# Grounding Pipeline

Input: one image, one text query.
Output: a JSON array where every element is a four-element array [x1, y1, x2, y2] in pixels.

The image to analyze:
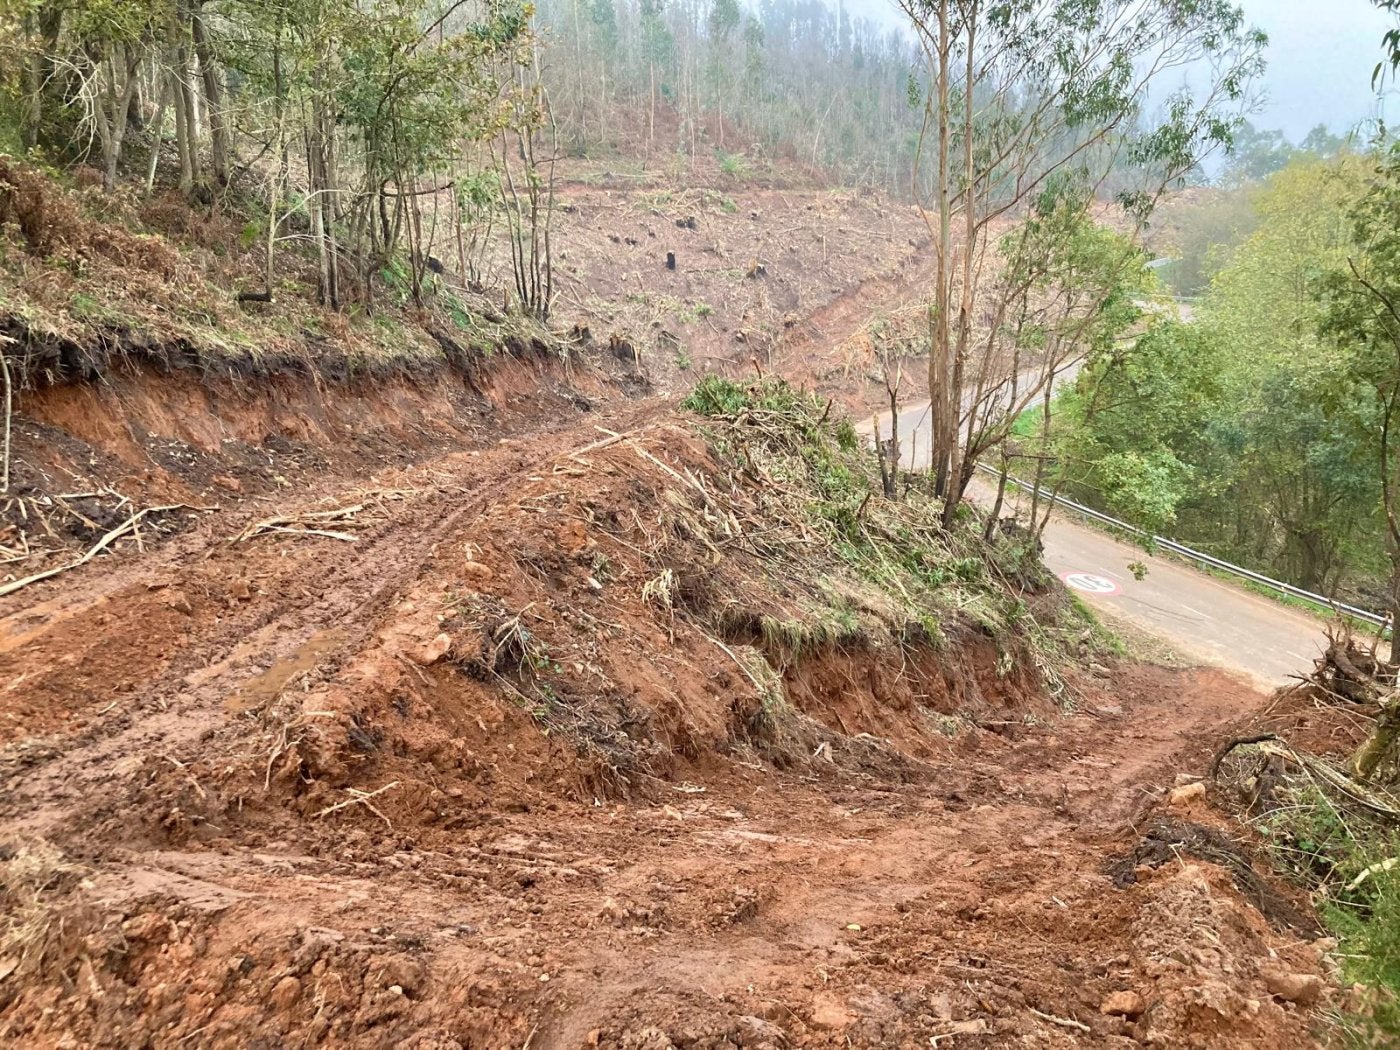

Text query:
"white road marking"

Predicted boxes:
[[1063, 573, 1121, 596]]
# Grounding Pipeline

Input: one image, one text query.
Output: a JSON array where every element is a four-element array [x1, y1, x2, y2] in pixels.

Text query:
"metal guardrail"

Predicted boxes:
[[978, 463, 1391, 631]]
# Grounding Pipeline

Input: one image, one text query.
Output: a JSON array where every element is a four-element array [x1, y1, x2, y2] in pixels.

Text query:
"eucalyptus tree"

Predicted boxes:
[[895, 0, 1266, 525]]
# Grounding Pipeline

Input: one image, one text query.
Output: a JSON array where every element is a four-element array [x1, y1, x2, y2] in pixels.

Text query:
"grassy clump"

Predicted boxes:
[[683, 374, 805, 417], [683, 375, 1068, 672], [715, 150, 752, 180], [1253, 781, 1400, 1040], [1324, 866, 1400, 1042]]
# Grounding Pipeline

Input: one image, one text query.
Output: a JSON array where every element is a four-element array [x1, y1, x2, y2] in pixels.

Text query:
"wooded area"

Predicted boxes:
[[0, 0, 550, 312], [1027, 145, 1400, 666], [532, 0, 928, 194]]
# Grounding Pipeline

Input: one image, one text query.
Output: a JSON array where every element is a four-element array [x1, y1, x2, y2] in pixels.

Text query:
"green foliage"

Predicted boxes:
[[833, 418, 858, 452], [1148, 184, 1261, 297], [1373, 0, 1400, 87], [0, 93, 22, 156], [1048, 155, 1386, 600], [685, 376, 1077, 671], [681, 374, 803, 416], [715, 149, 749, 179], [678, 300, 713, 323], [1221, 121, 1297, 186], [1010, 404, 1043, 439], [1315, 142, 1400, 637], [1095, 449, 1194, 532]]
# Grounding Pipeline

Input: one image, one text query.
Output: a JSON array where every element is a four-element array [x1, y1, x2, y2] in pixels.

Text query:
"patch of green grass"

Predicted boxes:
[[442, 290, 474, 331], [1322, 871, 1400, 1043], [754, 596, 865, 662], [715, 150, 751, 180], [677, 300, 714, 324], [700, 189, 740, 214], [834, 419, 859, 452], [682, 374, 787, 416], [1066, 592, 1125, 656], [69, 292, 100, 320]]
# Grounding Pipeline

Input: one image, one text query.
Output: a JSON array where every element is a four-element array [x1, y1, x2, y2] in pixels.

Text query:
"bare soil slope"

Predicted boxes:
[[529, 177, 935, 412], [0, 381, 1334, 1048], [0, 158, 1336, 1050]]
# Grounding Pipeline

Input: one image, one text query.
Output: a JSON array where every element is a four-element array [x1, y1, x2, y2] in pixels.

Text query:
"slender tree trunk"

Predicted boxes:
[[181, 67, 202, 190], [323, 100, 340, 309], [263, 135, 286, 303], [307, 130, 330, 307], [21, 12, 42, 150], [170, 61, 194, 194], [942, 1, 979, 526], [191, 2, 228, 187], [1028, 378, 1053, 536], [96, 44, 141, 192], [1389, 552, 1400, 668], [144, 79, 169, 195], [930, 0, 953, 504]]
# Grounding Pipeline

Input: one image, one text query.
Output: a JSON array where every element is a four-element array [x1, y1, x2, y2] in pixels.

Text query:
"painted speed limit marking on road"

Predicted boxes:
[[1062, 572, 1121, 596]]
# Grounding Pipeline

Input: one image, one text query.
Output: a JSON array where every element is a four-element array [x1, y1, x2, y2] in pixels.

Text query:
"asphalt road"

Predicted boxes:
[[867, 401, 1330, 689]]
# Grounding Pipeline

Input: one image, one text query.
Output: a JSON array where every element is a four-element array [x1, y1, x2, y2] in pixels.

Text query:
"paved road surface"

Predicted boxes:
[[991, 480, 1326, 689], [867, 402, 1329, 689]]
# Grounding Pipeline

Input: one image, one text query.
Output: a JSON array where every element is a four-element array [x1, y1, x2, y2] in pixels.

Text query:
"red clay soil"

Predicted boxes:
[[0, 375, 1336, 1047]]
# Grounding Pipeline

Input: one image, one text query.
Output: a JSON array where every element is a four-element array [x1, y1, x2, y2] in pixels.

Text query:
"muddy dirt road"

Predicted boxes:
[[0, 387, 1332, 1048]]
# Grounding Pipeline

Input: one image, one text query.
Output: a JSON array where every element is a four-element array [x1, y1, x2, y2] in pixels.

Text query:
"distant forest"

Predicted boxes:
[[533, 0, 928, 194]]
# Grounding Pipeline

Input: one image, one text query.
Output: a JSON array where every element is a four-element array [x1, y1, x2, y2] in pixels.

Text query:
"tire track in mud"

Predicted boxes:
[[0, 406, 656, 837]]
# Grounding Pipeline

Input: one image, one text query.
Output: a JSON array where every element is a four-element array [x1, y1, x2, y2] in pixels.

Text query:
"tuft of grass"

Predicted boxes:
[[1066, 592, 1126, 656], [682, 375, 754, 416], [755, 600, 864, 663], [1322, 864, 1400, 1042], [715, 150, 751, 180]]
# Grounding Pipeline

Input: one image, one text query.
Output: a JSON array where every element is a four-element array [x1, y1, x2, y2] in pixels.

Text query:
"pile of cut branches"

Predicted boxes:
[[0, 490, 198, 598], [234, 489, 410, 544], [677, 374, 1087, 688]]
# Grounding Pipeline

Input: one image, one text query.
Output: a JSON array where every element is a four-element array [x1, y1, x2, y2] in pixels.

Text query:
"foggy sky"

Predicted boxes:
[[842, 0, 1394, 143], [1238, 0, 1391, 141]]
